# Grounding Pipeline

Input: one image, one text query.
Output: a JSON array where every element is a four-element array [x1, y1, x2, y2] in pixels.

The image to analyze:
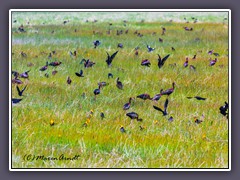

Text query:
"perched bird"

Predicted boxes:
[[187, 96, 206, 100], [161, 82, 176, 96], [75, 70, 84, 77], [137, 93, 152, 100], [157, 54, 170, 69], [192, 54, 197, 60], [123, 97, 132, 110], [108, 73, 113, 79], [209, 58, 218, 66], [189, 65, 196, 71], [208, 50, 214, 55], [39, 62, 48, 71], [183, 57, 189, 67], [93, 40, 101, 48], [219, 102, 229, 117], [116, 77, 123, 90], [49, 61, 62, 67], [106, 51, 118, 67], [20, 70, 30, 79], [82, 59, 95, 68], [153, 98, 169, 116], [213, 52, 220, 57], [12, 98, 22, 105], [141, 59, 151, 67], [100, 112, 105, 119], [16, 85, 27, 96], [120, 125, 126, 133], [67, 76, 72, 85], [146, 44, 155, 52], [126, 112, 142, 121]]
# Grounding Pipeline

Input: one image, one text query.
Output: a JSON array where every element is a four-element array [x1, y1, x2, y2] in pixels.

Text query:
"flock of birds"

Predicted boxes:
[[12, 16, 229, 133]]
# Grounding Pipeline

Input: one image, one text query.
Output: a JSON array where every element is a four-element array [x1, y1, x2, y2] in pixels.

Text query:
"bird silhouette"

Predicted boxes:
[[39, 62, 48, 71], [137, 94, 151, 100], [123, 97, 132, 110], [20, 70, 30, 78], [219, 102, 228, 118], [153, 98, 169, 116], [146, 44, 155, 52], [12, 98, 22, 105], [141, 59, 151, 67], [161, 82, 176, 96], [108, 73, 113, 79], [67, 76, 72, 85], [126, 112, 142, 121], [187, 96, 206, 100], [157, 54, 170, 68], [116, 77, 123, 90], [184, 57, 189, 67], [120, 126, 126, 133], [93, 40, 101, 48], [75, 70, 84, 77], [16, 85, 27, 96], [106, 51, 118, 67]]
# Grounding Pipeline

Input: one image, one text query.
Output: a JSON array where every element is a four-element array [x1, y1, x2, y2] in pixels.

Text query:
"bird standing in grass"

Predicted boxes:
[[126, 112, 142, 121], [161, 82, 176, 96], [210, 58, 218, 66], [123, 97, 132, 110], [194, 117, 203, 124], [12, 98, 22, 105], [141, 59, 151, 67], [94, 84, 102, 100], [189, 65, 196, 71], [67, 76, 72, 85], [116, 77, 123, 90], [49, 61, 62, 67], [100, 112, 105, 119], [151, 92, 162, 102], [137, 93, 151, 100], [183, 57, 189, 67], [146, 44, 155, 52], [20, 70, 30, 79], [93, 40, 101, 48], [39, 62, 48, 71], [108, 73, 113, 79], [219, 102, 228, 118], [120, 125, 126, 133]]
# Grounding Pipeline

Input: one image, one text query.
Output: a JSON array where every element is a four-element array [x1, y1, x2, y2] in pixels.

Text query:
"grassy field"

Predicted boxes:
[[11, 12, 229, 169]]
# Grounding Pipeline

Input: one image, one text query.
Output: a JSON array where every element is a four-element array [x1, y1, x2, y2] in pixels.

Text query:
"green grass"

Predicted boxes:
[[11, 12, 229, 169]]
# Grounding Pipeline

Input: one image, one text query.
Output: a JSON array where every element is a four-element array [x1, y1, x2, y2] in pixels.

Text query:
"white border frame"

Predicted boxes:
[[9, 9, 231, 171]]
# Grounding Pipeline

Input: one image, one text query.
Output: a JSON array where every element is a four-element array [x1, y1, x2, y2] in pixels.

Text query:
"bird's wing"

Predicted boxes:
[[153, 105, 164, 114], [80, 70, 83, 76], [110, 51, 118, 60], [187, 97, 193, 99], [22, 85, 27, 92], [16, 86, 21, 95], [164, 98, 169, 111], [161, 54, 170, 64], [75, 72, 80, 77]]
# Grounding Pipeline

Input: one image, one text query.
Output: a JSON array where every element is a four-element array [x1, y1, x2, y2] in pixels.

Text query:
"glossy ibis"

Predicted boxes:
[[75, 70, 84, 77], [184, 57, 189, 67], [16, 85, 27, 96], [67, 76, 72, 85], [12, 98, 22, 105], [117, 43, 123, 48], [189, 65, 196, 71], [168, 116, 173, 122], [208, 50, 214, 55], [192, 54, 197, 60], [141, 59, 151, 67], [126, 112, 142, 122], [49, 61, 62, 67], [20, 70, 30, 78], [100, 112, 105, 119], [161, 82, 176, 96], [93, 84, 102, 100], [21, 51, 27, 57], [162, 27, 166, 35], [210, 58, 218, 66], [151, 92, 162, 102], [116, 77, 123, 90], [106, 51, 118, 67], [137, 93, 151, 100], [98, 82, 108, 87], [12, 77, 23, 84], [153, 98, 169, 116], [39, 62, 48, 71], [12, 71, 19, 78], [123, 97, 132, 110], [213, 52, 220, 57], [194, 117, 203, 124], [187, 96, 206, 100], [157, 54, 170, 68]]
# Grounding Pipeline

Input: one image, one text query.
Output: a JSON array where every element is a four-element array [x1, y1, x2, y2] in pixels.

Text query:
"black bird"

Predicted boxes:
[[106, 51, 118, 67], [93, 84, 102, 100], [12, 77, 23, 84], [20, 70, 30, 79], [67, 76, 72, 85], [12, 71, 19, 78], [171, 47, 175, 51], [151, 92, 162, 102], [153, 98, 169, 116], [39, 62, 48, 71], [189, 65, 196, 71], [108, 73, 113, 79], [194, 117, 203, 124], [168, 116, 173, 122], [126, 112, 142, 121], [213, 53, 220, 57], [146, 45, 155, 52], [16, 85, 27, 96], [12, 98, 22, 105], [219, 102, 229, 117], [141, 59, 151, 67], [93, 40, 101, 48], [120, 126, 126, 133], [137, 94, 151, 100], [116, 77, 123, 90], [117, 43, 123, 48], [123, 97, 132, 110], [187, 96, 206, 100], [157, 54, 170, 68], [98, 82, 109, 87], [75, 70, 84, 77], [81, 59, 95, 68], [21, 51, 27, 58], [100, 112, 105, 119]]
